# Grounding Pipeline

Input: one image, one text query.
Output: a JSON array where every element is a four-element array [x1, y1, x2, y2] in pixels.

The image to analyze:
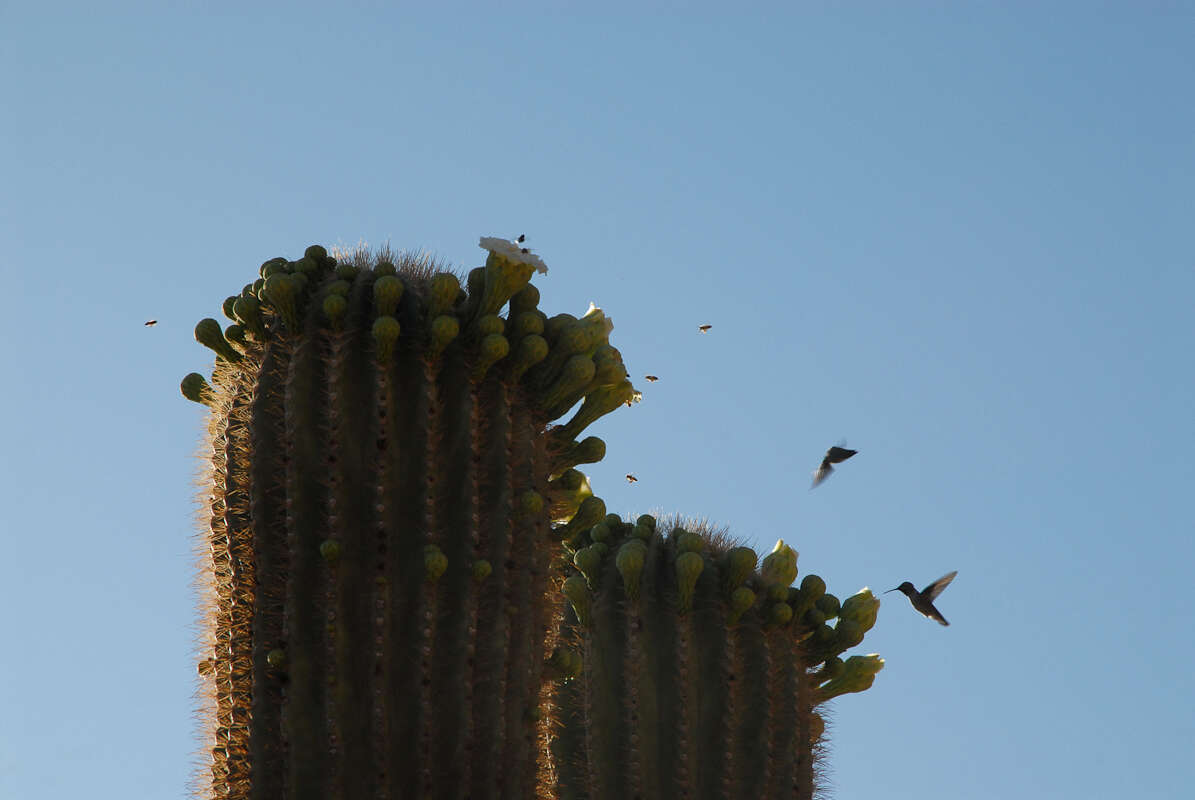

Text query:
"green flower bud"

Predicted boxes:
[[429, 315, 460, 358], [319, 539, 341, 563], [558, 495, 606, 540], [325, 279, 351, 297], [832, 619, 865, 653], [222, 296, 239, 321], [589, 522, 611, 543], [675, 551, 705, 614], [815, 654, 884, 703], [335, 262, 359, 281], [839, 588, 881, 633], [768, 602, 794, 626], [322, 294, 347, 326], [266, 649, 286, 669], [259, 257, 287, 278], [508, 310, 545, 339], [374, 261, 397, 277], [508, 284, 540, 316], [472, 560, 492, 581], [372, 275, 404, 316], [728, 586, 756, 624], [181, 373, 214, 406], [616, 539, 647, 600], [636, 514, 656, 531], [471, 334, 509, 381], [428, 273, 461, 318], [551, 436, 606, 477], [304, 244, 328, 264], [563, 575, 592, 628], [721, 547, 758, 590], [232, 295, 263, 335], [291, 256, 319, 275], [508, 334, 548, 382], [555, 379, 638, 441], [675, 531, 704, 554], [760, 539, 798, 588], [516, 490, 544, 518], [224, 324, 247, 348], [574, 545, 604, 588], [815, 593, 840, 620], [195, 318, 241, 362], [373, 316, 401, 363], [541, 355, 597, 417], [424, 545, 447, 582]]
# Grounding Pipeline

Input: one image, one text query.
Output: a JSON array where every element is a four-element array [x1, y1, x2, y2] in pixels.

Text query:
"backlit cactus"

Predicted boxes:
[[551, 515, 883, 800], [187, 239, 635, 800]]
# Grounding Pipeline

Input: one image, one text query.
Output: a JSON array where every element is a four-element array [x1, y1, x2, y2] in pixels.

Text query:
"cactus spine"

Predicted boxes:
[[551, 516, 883, 800], [188, 240, 634, 799]]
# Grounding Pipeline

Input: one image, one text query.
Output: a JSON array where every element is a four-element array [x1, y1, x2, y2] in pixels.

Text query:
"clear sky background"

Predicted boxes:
[[2, 3, 1192, 798]]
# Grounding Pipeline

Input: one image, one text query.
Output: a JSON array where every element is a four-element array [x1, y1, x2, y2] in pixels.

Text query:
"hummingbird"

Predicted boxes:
[[811, 445, 857, 488], [885, 571, 957, 626]]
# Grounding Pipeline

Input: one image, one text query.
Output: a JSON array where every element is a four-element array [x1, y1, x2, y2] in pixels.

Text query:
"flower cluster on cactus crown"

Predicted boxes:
[[480, 236, 548, 274]]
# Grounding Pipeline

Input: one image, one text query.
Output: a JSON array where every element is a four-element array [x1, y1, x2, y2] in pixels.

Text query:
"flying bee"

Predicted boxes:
[[145, 320, 157, 326], [516, 234, 525, 243], [625, 474, 638, 483], [644, 375, 659, 382], [698, 324, 712, 333]]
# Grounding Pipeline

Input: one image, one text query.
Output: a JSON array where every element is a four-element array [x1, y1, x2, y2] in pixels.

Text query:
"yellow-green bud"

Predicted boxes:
[[839, 588, 881, 632], [517, 490, 544, 517], [675, 551, 705, 614], [509, 334, 548, 381], [768, 602, 794, 626], [373, 275, 404, 316], [563, 575, 592, 628], [616, 539, 647, 600], [815, 654, 884, 703], [675, 531, 704, 554], [728, 586, 756, 624], [374, 261, 397, 276], [721, 547, 758, 590], [429, 315, 459, 358], [760, 539, 798, 588], [181, 373, 214, 406], [472, 560, 492, 581], [471, 333, 509, 381], [815, 593, 840, 620], [574, 545, 603, 588], [323, 294, 347, 326], [319, 539, 341, 563], [195, 318, 241, 362], [373, 316, 401, 363], [428, 273, 461, 318], [559, 495, 606, 540], [424, 545, 447, 582], [509, 284, 540, 316], [266, 649, 286, 669]]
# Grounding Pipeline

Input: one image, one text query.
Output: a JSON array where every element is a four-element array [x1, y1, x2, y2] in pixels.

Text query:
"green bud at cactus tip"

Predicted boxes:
[[195, 318, 242, 362], [589, 540, 609, 558], [563, 575, 592, 628], [631, 521, 653, 540], [541, 355, 597, 417], [323, 294, 348, 326], [372, 275, 404, 317], [374, 261, 397, 277], [477, 252, 539, 320], [721, 547, 758, 590], [760, 539, 798, 588], [472, 560, 492, 581], [574, 545, 604, 588], [291, 256, 319, 276], [815, 593, 840, 620], [768, 602, 794, 626], [428, 273, 461, 319], [509, 283, 540, 316], [675, 551, 705, 613], [816, 654, 884, 703], [181, 372, 214, 406], [373, 316, 401, 362], [473, 314, 505, 338], [429, 315, 460, 359], [232, 295, 264, 336], [766, 584, 789, 603], [335, 262, 359, 281], [727, 586, 756, 624], [616, 539, 647, 600], [555, 378, 638, 441], [263, 274, 301, 329], [517, 490, 544, 518], [304, 244, 328, 263], [424, 545, 448, 582], [839, 588, 881, 633], [558, 495, 606, 539], [552, 436, 606, 478], [832, 619, 865, 653], [508, 334, 548, 381], [603, 513, 623, 528], [471, 334, 510, 381], [259, 257, 287, 278], [325, 279, 351, 297], [803, 608, 827, 629], [817, 657, 845, 684], [636, 514, 656, 531], [675, 531, 704, 555], [589, 522, 611, 543], [222, 296, 238, 321], [224, 324, 247, 348], [319, 539, 341, 563], [266, 649, 286, 669], [509, 310, 545, 339]]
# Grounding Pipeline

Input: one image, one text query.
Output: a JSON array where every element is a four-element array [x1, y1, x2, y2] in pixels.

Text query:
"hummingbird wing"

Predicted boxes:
[[922, 571, 957, 601], [811, 460, 833, 488], [825, 446, 857, 464]]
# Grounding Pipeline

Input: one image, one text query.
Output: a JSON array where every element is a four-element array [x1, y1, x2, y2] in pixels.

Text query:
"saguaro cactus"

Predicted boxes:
[[551, 515, 883, 800], [185, 239, 636, 799]]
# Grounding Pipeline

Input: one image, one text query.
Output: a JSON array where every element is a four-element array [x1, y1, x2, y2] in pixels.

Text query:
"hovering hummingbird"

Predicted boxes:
[[811, 445, 857, 488], [516, 234, 525, 243], [698, 324, 712, 333], [885, 571, 957, 626]]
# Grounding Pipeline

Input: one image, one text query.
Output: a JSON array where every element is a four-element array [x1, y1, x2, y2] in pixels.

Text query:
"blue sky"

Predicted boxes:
[[2, 3, 1192, 798]]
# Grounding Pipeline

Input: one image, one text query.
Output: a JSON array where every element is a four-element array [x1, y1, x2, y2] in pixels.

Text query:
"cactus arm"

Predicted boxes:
[[468, 378, 513, 799], [328, 278, 380, 799], [691, 560, 732, 800], [381, 319, 433, 800], [550, 607, 590, 800], [730, 613, 769, 799], [764, 629, 800, 798], [283, 310, 331, 800], [427, 344, 477, 797], [248, 341, 289, 800]]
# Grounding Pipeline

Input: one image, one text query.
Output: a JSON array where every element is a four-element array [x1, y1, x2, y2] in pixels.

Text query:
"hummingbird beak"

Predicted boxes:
[[883, 587, 899, 594]]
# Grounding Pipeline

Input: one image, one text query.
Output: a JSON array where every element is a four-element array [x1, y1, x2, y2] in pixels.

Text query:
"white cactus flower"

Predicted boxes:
[[479, 236, 548, 274]]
